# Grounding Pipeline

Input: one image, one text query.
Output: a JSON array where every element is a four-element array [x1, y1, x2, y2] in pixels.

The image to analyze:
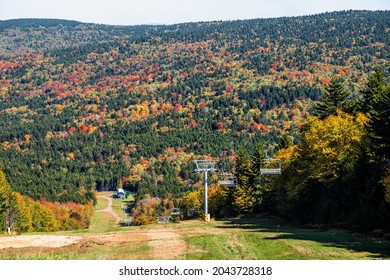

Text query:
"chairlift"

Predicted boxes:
[[218, 173, 237, 187], [123, 220, 132, 226], [157, 216, 170, 224], [187, 208, 197, 217], [171, 208, 181, 216], [260, 158, 281, 175], [260, 146, 282, 175]]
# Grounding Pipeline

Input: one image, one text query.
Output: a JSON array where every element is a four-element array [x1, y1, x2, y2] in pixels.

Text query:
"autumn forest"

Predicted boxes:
[[0, 10, 389, 233]]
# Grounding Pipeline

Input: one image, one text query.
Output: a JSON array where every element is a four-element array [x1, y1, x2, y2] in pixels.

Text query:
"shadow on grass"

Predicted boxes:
[[218, 216, 390, 259]]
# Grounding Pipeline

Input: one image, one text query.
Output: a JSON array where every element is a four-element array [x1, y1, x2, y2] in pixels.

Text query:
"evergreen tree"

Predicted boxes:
[[313, 80, 353, 118], [360, 68, 387, 114], [233, 148, 254, 213], [369, 94, 390, 159], [361, 69, 390, 159], [233, 144, 266, 213], [277, 134, 292, 151]]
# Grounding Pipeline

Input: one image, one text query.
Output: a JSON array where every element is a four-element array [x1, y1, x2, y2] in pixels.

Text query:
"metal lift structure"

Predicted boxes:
[[194, 159, 218, 222]]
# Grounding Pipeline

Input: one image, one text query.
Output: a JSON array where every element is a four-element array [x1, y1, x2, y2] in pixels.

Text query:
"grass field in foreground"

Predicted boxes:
[[1, 216, 389, 260], [184, 217, 390, 260]]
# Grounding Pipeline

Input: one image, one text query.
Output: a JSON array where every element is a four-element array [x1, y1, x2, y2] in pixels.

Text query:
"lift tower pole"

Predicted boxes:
[[194, 159, 218, 222]]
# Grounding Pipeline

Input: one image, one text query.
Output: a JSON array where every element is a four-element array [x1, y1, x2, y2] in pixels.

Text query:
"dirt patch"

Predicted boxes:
[[0, 235, 81, 249], [147, 229, 187, 259], [0, 223, 242, 252]]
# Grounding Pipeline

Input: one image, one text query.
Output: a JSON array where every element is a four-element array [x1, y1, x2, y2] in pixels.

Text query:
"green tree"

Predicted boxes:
[[233, 143, 266, 213], [313, 80, 353, 118], [233, 148, 254, 213], [277, 134, 292, 151], [361, 69, 390, 158], [360, 68, 388, 114], [359, 69, 390, 228]]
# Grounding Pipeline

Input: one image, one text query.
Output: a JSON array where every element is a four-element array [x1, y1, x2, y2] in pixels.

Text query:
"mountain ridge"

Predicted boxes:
[[1, 9, 388, 26], [1, 10, 389, 56]]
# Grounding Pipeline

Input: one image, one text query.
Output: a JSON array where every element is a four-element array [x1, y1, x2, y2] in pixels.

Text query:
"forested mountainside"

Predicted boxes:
[[0, 11, 389, 210]]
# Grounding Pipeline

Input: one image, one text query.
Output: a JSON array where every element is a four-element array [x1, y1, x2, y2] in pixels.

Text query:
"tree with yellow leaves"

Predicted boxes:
[[273, 111, 368, 224], [14, 192, 33, 232], [182, 190, 202, 216], [208, 184, 230, 218], [0, 170, 19, 234], [298, 111, 367, 183]]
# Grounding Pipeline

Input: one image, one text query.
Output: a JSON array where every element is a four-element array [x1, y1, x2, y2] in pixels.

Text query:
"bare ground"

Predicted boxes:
[[0, 224, 236, 259], [147, 229, 187, 259], [0, 194, 235, 259], [0, 192, 231, 260], [0, 235, 82, 249]]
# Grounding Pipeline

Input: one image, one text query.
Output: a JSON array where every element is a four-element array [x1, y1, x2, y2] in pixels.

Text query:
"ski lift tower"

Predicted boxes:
[[194, 159, 218, 222]]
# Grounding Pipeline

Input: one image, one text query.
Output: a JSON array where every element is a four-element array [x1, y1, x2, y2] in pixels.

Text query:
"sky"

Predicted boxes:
[[0, 0, 389, 26]]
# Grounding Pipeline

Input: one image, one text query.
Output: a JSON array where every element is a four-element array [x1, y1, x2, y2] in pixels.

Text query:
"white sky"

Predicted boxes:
[[0, 0, 389, 25]]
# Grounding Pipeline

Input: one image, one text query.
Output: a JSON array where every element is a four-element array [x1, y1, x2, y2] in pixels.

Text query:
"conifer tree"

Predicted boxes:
[[277, 134, 292, 151], [233, 148, 254, 213], [313, 80, 353, 118], [233, 144, 266, 213], [362, 69, 390, 159], [360, 68, 387, 114]]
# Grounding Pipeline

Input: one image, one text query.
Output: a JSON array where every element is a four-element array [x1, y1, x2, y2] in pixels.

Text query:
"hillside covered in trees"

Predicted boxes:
[[0, 10, 389, 232]]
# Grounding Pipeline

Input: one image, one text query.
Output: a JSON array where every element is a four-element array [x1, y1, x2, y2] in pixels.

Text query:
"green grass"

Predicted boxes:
[[88, 195, 120, 232], [183, 217, 390, 260], [88, 192, 132, 232], [89, 211, 119, 231], [94, 196, 109, 211], [111, 198, 130, 220]]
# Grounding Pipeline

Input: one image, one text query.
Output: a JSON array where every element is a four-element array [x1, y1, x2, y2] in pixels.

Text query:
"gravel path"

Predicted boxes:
[[96, 195, 123, 223]]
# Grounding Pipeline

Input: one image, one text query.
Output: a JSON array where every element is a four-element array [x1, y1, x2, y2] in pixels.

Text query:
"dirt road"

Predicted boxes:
[[96, 195, 123, 223]]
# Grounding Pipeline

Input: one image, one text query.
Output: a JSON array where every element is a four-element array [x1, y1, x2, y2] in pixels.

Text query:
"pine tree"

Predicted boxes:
[[313, 80, 353, 118], [233, 144, 266, 213], [233, 148, 254, 213], [363, 69, 390, 159], [360, 68, 387, 114], [277, 134, 292, 151]]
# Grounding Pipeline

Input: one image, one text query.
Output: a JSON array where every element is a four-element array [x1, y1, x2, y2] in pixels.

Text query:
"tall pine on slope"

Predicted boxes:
[[233, 143, 267, 213], [361, 69, 390, 210], [360, 68, 390, 158], [313, 80, 354, 119], [360, 68, 388, 114]]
